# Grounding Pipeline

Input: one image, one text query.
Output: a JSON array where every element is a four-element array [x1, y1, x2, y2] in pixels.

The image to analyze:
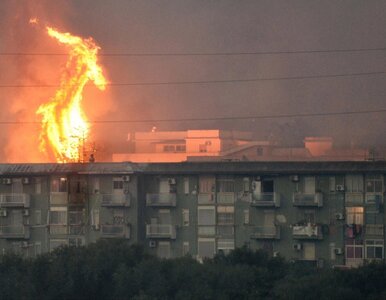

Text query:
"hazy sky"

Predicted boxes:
[[1, 0, 386, 161]]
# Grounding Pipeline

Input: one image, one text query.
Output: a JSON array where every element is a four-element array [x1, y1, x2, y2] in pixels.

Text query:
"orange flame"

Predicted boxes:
[[36, 27, 107, 162]]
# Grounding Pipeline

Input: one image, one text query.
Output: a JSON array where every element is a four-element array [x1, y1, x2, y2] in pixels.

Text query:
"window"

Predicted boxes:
[[365, 240, 384, 259], [35, 177, 42, 194], [244, 209, 250, 224], [346, 239, 363, 259], [113, 179, 124, 190], [68, 210, 83, 225], [163, 145, 175, 152], [176, 145, 186, 152], [217, 179, 235, 193], [345, 175, 364, 193], [49, 208, 67, 225], [346, 207, 364, 225], [366, 175, 383, 193], [157, 241, 171, 258], [199, 176, 215, 193], [184, 177, 189, 194], [182, 209, 189, 226], [303, 242, 316, 260], [261, 180, 274, 193], [51, 177, 67, 193], [198, 207, 215, 225], [217, 206, 234, 225], [182, 242, 190, 256], [35, 210, 41, 225], [198, 238, 215, 258], [217, 239, 235, 255], [91, 209, 100, 228]]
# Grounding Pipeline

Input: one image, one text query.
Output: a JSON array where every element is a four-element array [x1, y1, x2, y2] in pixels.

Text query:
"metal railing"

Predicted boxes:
[[0, 225, 30, 239], [146, 193, 176, 207], [101, 224, 130, 238], [251, 193, 280, 207], [0, 194, 30, 208], [293, 193, 323, 207], [101, 194, 130, 207], [146, 224, 176, 239], [251, 226, 280, 239], [292, 224, 323, 239], [216, 192, 235, 204]]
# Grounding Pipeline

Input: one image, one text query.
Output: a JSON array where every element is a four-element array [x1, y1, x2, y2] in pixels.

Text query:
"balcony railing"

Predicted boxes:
[[50, 192, 68, 205], [146, 193, 176, 207], [365, 224, 384, 236], [146, 224, 176, 239], [198, 193, 215, 204], [101, 194, 131, 207], [216, 192, 235, 204], [49, 225, 68, 235], [251, 226, 280, 239], [0, 194, 30, 208], [0, 225, 30, 239], [251, 193, 280, 207], [345, 192, 364, 206], [101, 224, 130, 239], [68, 193, 86, 205], [292, 224, 323, 239], [293, 192, 323, 207]]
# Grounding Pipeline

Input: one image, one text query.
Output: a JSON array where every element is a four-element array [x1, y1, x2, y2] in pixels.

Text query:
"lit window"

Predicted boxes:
[[51, 177, 67, 192], [346, 207, 364, 225]]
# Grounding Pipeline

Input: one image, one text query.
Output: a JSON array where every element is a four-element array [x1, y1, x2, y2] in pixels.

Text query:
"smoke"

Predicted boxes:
[[2, 0, 386, 163]]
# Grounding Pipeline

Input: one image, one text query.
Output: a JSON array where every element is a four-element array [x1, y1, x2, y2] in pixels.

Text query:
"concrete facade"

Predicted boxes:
[[0, 161, 384, 268]]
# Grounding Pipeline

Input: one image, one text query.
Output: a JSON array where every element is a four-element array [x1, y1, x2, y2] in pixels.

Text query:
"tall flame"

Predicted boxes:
[[36, 27, 107, 162]]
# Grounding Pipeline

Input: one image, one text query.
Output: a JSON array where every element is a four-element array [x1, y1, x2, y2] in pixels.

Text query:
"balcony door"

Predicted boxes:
[[304, 177, 315, 194], [12, 178, 23, 194]]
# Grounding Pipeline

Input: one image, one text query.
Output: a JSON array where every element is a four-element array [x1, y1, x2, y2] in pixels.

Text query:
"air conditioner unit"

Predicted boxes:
[[122, 176, 130, 182], [168, 178, 176, 185], [0, 209, 7, 217], [291, 175, 299, 182], [293, 243, 302, 251], [21, 241, 29, 248], [3, 178, 11, 185], [22, 178, 30, 185], [334, 248, 343, 255], [23, 209, 29, 217], [336, 185, 345, 192], [254, 176, 261, 181], [273, 251, 280, 257], [149, 240, 157, 248], [335, 213, 345, 220]]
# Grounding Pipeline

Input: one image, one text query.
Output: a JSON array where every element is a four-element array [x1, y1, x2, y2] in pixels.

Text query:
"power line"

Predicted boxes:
[[1, 47, 386, 57], [1, 108, 386, 125], [1, 70, 385, 88]]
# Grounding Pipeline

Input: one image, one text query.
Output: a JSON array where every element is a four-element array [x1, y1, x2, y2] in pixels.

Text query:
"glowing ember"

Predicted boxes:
[[36, 27, 107, 162]]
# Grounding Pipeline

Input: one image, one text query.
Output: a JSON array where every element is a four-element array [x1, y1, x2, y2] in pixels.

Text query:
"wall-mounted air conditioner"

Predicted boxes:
[[336, 185, 345, 192], [293, 243, 302, 251], [335, 213, 345, 220], [22, 178, 30, 185], [334, 248, 343, 255], [149, 240, 157, 248], [168, 178, 176, 185], [122, 176, 130, 182], [291, 175, 299, 182]]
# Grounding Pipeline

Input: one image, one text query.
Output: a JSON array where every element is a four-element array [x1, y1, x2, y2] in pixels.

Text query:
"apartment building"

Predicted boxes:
[[0, 161, 384, 268]]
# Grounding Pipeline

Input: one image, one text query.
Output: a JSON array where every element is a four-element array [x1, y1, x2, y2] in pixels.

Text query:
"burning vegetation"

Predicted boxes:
[[36, 26, 107, 162]]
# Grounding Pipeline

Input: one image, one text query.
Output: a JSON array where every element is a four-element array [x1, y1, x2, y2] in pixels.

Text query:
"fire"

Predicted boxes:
[[36, 27, 107, 162]]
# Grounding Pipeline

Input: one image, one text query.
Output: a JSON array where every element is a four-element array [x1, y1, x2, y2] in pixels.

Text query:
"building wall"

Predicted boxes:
[[0, 162, 383, 268]]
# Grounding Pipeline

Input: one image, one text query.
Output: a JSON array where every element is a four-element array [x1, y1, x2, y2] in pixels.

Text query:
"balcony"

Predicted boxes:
[[50, 192, 68, 205], [101, 194, 130, 207], [146, 193, 176, 207], [292, 224, 323, 239], [146, 224, 176, 239], [365, 224, 384, 236], [216, 192, 235, 204], [101, 224, 130, 239], [293, 192, 323, 207], [251, 226, 280, 239], [251, 193, 280, 207], [345, 192, 364, 206], [0, 225, 30, 239], [198, 193, 215, 204], [0, 194, 30, 208], [68, 193, 86, 205], [49, 225, 68, 235]]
